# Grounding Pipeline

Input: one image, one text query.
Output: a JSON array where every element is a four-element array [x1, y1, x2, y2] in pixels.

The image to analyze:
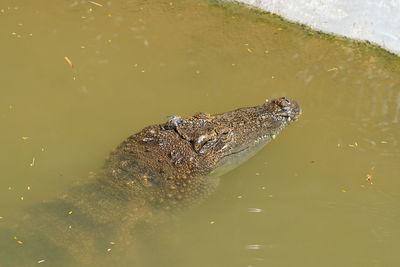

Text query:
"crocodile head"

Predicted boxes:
[[105, 97, 300, 207], [212, 97, 301, 175], [165, 97, 301, 176]]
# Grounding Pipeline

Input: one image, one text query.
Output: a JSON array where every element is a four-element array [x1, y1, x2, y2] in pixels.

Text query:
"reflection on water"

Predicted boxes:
[[1, 0, 399, 266]]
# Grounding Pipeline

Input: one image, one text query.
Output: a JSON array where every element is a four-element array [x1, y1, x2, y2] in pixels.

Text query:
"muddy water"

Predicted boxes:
[[1, 0, 399, 266]]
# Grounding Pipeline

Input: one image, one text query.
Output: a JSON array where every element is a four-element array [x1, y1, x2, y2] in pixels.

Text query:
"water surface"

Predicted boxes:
[[1, 0, 399, 266]]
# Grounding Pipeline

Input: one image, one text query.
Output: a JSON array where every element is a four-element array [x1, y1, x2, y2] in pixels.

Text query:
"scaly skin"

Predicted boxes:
[[1, 97, 301, 266]]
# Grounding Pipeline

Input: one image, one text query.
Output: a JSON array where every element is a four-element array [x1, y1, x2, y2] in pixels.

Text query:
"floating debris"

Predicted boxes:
[[366, 174, 374, 184], [64, 56, 74, 68], [29, 157, 35, 167], [88, 1, 103, 7], [327, 67, 338, 72], [246, 244, 261, 250], [248, 208, 263, 213], [341, 189, 347, 193], [237, 195, 243, 199], [210, 221, 215, 225], [247, 48, 253, 53], [13, 236, 23, 245], [21, 136, 30, 140], [380, 141, 388, 144], [348, 142, 358, 148]]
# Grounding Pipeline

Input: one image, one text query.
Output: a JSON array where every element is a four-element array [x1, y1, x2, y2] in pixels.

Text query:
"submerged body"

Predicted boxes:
[[1, 98, 300, 266]]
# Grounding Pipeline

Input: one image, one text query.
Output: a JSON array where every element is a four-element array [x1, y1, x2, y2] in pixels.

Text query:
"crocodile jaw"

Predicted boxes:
[[206, 97, 301, 177]]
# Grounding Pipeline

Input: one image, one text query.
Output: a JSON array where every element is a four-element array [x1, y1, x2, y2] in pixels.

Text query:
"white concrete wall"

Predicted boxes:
[[232, 0, 400, 56]]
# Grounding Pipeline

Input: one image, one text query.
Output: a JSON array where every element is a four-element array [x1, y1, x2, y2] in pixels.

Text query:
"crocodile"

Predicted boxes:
[[1, 97, 300, 266]]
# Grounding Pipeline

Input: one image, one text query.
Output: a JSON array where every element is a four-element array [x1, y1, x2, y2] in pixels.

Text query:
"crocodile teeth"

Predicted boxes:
[[221, 144, 229, 150]]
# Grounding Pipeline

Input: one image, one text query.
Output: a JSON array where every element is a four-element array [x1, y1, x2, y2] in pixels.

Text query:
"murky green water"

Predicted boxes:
[[1, 0, 400, 266]]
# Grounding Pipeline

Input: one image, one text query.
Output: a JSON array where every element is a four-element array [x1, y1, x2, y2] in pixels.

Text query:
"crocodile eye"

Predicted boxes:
[[280, 98, 290, 106], [170, 116, 182, 127], [196, 135, 207, 144], [193, 134, 211, 152]]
